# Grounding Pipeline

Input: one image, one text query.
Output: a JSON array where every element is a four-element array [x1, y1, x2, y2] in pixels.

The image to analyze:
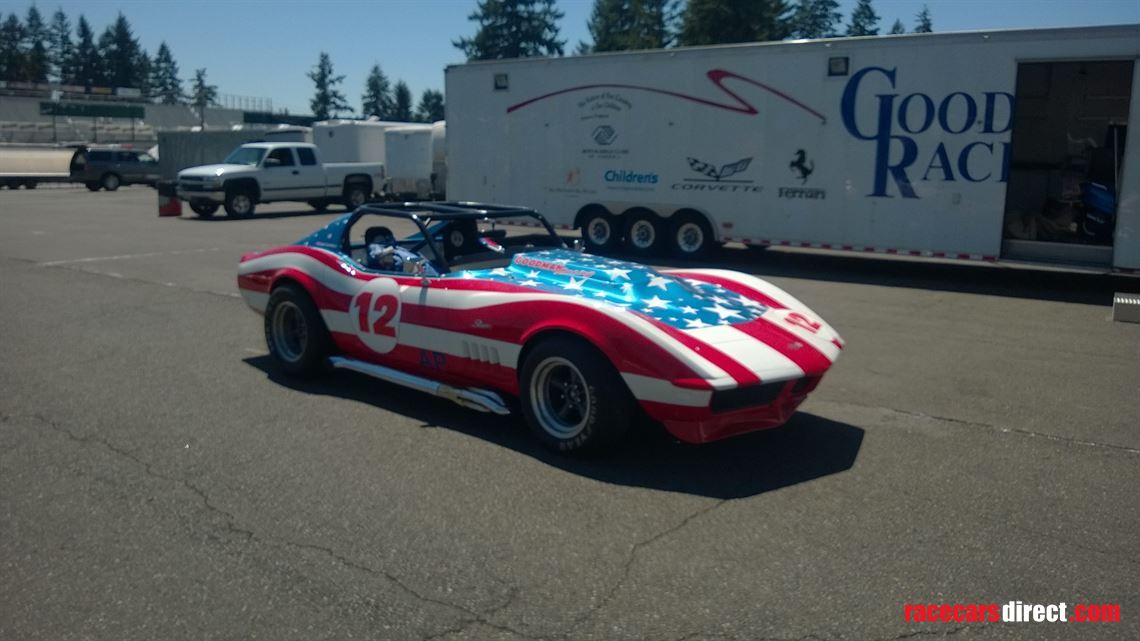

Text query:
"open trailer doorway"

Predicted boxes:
[[1002, 60, 1133, 267]]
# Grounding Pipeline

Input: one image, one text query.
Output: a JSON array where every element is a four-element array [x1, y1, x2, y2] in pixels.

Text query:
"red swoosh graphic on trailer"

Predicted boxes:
[[506, 69, 827, 123]]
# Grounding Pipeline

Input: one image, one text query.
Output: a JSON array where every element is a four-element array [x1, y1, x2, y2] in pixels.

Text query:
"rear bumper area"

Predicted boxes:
[[640, 377, 821, 444]]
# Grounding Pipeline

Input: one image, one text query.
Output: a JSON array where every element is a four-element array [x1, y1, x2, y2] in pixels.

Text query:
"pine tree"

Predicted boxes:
[[585, 0, 675, 52], [789, 0, 841, 39], [454, 0, 566, 61], [190, 68, 217, 107], [136, 49, 152, 98], [151, 42, 183, 104], [414, 89, 445, 123], [49, 9, 73, 84], [23, 6, 49, 82], [393, 81, 413, 121], [889, 18, 905, 34], [71, 15, 100, 87], [0, 13, 25, 82], [307, 52, 351, 120], [846, 0, 879, 36], [679, 0, 790, 46], [361, 63, 393, 119], [101, 14, 142, 88], [95, 26, 114, 85], [914, 5, 932, 33]]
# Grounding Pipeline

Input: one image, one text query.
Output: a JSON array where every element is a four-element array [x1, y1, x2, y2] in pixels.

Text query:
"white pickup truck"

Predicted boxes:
[[176, 142, 384, 218]]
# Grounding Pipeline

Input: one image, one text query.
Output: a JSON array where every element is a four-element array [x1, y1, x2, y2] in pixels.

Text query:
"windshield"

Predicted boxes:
[[223, 147, 266, 166]]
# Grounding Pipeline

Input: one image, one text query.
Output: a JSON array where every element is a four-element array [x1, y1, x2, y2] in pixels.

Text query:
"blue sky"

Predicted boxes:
[[2, 0, 1137, 114]]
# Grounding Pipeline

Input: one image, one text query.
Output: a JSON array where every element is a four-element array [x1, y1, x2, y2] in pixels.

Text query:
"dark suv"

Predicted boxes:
[[74, 147, 160, 191]]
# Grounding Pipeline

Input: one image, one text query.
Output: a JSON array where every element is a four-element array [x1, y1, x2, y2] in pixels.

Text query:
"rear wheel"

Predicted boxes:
[[101, 173, 121, 191], [669, 211, 715, 259], [264, 284, 332, 377], [190, 202, 219, 217], [342, 182, 369, 210], [85, 182, 101, 192], [623, 209, 666, 257], [519, 335, 635, 453], [224, 187, 255, 218], [308, 199, 329, 212], [579, 208, 621, 254]]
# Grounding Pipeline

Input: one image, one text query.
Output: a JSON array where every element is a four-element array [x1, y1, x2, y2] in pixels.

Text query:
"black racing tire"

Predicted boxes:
[[622, 209, 666, 257], [190, 201, 219, 217], [85, 181, 101, 192], [224, 187, 256, 218], [342, 182, 369, 210], [23, 180, 37, 190], [264, 283, 333, 377], [101, 172, 121, 191], [519, 335, 635, 453], [669, 211, 716, 259], [308, 199, 329, 212], [579, 208, 621, 254]]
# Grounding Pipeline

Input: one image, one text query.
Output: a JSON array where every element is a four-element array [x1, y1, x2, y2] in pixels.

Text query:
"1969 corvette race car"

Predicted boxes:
[[237, 202, 843, 452]]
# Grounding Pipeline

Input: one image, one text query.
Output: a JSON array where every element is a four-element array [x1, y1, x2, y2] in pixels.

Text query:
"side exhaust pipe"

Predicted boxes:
[[329, 356, 511, 415]]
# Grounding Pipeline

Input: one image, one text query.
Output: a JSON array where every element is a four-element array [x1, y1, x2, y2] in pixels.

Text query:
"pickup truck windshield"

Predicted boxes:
[[224, 147, 267, 166]]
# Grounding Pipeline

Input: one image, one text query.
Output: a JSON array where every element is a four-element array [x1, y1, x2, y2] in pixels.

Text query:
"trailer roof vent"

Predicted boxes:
[[828, 56, 849, 77], [494, 73, 509, 91], [1113, 292, 1140, 323]]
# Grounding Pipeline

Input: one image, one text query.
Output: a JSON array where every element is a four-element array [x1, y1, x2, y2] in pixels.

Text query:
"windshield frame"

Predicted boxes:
[[223, 147, 267, 166]]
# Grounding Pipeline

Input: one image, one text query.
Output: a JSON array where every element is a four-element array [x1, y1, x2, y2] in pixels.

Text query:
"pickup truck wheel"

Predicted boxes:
[[264, 284, 332, 377], [343, 183, 368, 210], [190, 202, 219, 217], [519, 335, 635, 453], [85, 182, 101, 191], [224, 189, 255, 218], [101, 173, 121, 191]]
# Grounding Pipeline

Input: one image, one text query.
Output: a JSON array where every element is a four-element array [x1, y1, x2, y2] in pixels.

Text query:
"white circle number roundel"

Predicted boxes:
[[350, 277, 401, 354]]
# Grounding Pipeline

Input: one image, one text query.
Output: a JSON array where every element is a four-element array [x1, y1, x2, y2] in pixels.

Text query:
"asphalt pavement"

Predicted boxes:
[[1, 186, 1137, 640]]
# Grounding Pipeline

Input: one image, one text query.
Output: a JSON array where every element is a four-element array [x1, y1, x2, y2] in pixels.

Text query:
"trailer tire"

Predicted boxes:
[[622, 209, 666, 257], [85, 182, 101, 192], [669, 211, 715, 259], [579, 208, 621, 254], [23, 180, 37, 190]]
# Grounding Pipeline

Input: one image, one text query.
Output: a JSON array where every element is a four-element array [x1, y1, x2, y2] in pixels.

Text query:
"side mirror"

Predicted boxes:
[[571, 239, 585, 253], [264, 157, 282, 168]]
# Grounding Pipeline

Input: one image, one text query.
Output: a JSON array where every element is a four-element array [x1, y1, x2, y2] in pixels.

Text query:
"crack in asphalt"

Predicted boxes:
[[5, 412, 541, 641], [820, 399, 1140, 455]]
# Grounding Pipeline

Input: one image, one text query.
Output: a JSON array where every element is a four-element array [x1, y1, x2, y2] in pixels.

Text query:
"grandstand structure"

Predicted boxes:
[[0, 85, 305, 145]]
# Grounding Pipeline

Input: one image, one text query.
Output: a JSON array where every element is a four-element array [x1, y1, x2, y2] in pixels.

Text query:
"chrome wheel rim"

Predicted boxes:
[[587, 217, 611, 246], [271, 301, 307, 362], [530, 356, 589, 439], [677, 222, 704, 253], [630, 219, 655, 249]]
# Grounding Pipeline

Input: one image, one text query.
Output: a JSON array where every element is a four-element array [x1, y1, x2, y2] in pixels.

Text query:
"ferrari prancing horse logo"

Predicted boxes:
[[352, 277, 401, 353]]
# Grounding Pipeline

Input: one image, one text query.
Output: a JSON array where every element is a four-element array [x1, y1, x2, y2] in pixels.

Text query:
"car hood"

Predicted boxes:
[[178, 164, 253, 179], [459, 250, 768, 329]]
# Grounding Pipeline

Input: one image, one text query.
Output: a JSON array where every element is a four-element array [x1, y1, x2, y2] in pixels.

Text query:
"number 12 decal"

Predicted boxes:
[[351, 278, 401, 353]]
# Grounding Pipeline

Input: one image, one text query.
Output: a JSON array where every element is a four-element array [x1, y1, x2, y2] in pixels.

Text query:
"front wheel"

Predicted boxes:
[[264, 284, 332, 377], [190, 202, 219, 217], [85, 182, 101, 192], [224, 188, 255, 218], [342, 183, 369, 210], [519, 335, 635, 453], [308, 199, 329, 212]]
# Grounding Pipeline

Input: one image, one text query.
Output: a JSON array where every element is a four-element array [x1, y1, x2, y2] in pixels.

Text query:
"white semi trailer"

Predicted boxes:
[[446, 25, 1140, 271]]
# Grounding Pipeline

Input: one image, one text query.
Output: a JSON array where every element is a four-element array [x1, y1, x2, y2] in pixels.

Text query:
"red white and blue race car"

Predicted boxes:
[[238, 203, 843, 452]]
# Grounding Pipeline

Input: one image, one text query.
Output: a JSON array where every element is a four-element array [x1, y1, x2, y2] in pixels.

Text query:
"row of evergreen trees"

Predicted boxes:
[[307, 52, 445, 122], [456, 0, 933, 60]]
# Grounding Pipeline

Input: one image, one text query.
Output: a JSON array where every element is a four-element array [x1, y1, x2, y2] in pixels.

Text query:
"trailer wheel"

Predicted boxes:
[[23, 180, 37, 190], [579, 209, 621, 254], [85, 182, 101, 192], [623, 209, 665, 257], [669, 211, 715, 259]]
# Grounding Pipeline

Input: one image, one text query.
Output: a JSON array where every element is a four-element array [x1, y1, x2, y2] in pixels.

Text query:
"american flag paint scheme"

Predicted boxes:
[[239, 205, 843, 447]]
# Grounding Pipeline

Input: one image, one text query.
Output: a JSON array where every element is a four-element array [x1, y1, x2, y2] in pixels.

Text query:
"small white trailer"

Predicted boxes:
[[446, 25, 1140, 271], [384, 124, 435, 200]]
